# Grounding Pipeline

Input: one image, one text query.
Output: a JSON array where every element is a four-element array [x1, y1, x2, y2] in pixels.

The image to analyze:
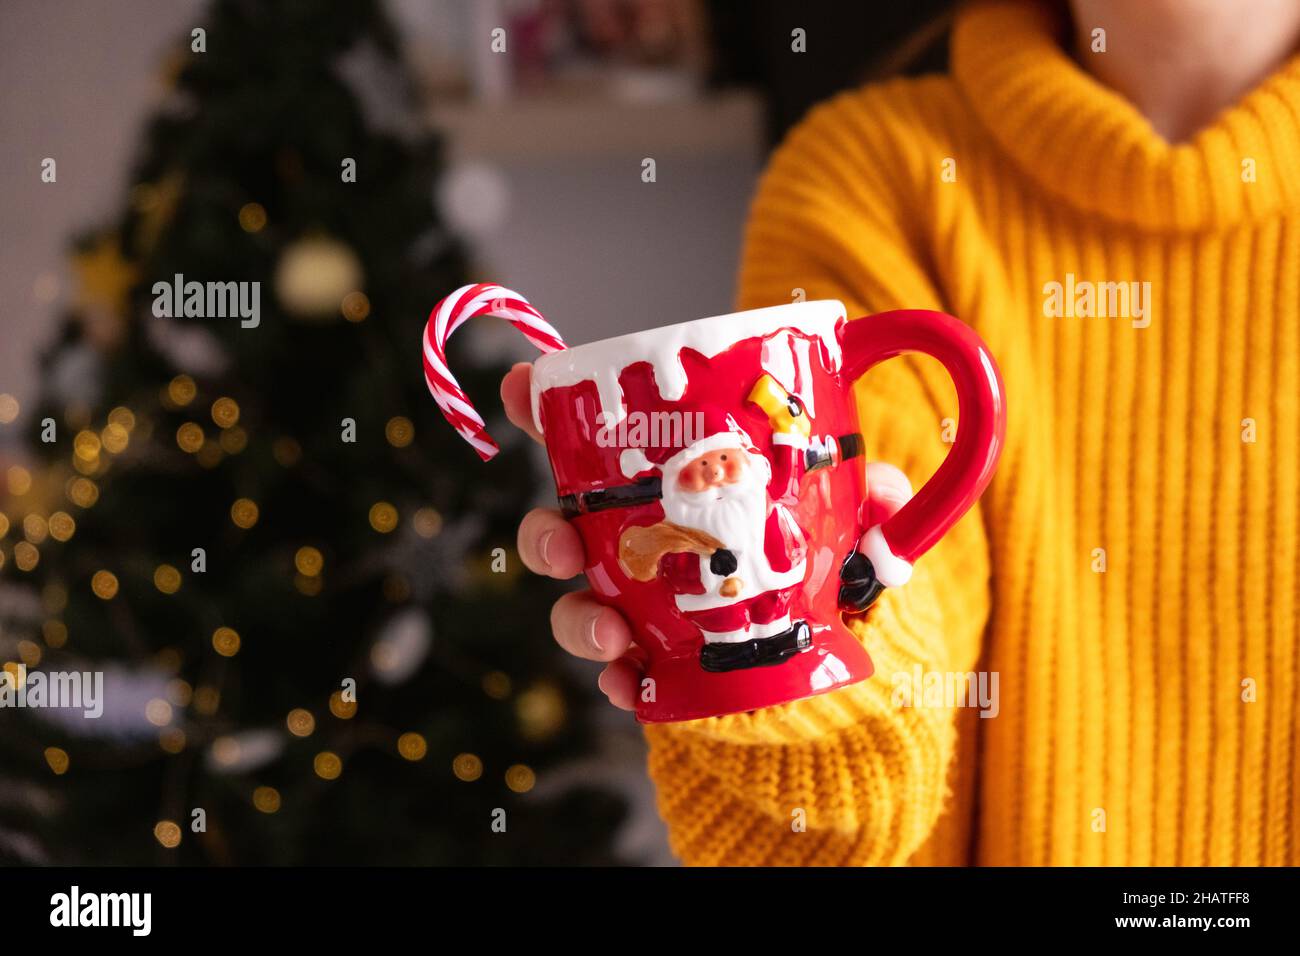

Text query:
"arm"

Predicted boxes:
[[641, 85, 994, 866]]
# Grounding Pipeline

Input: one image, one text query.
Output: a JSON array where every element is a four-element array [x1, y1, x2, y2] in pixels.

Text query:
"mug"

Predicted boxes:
[[527, 299, 1006, 723]]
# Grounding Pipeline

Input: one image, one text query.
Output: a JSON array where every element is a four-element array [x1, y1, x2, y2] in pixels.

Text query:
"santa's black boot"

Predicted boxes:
[[699, 621, 812, 672], [838, 551, 885, 613]]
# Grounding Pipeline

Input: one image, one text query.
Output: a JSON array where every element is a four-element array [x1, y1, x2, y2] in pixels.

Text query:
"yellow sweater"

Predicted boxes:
[[644, 0, 1300, 866]]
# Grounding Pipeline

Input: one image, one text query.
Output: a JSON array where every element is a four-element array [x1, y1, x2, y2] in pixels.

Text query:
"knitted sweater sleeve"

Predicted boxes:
[[642, 86, 993, 866]]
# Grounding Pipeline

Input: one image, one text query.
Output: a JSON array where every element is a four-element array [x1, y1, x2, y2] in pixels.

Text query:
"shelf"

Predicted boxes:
[[428, 89, 765, 163]]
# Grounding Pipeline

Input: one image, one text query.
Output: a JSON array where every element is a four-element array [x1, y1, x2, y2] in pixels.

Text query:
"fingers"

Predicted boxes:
[[550, 591, 634, 663], [597, 657, 642, 711], [500, 362, 544, 445], [864, 460, 914, 525], [517, 508, 586, 579]]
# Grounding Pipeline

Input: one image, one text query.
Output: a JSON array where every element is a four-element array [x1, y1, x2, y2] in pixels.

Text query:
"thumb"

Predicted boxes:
[[862, 461, 913, 527]]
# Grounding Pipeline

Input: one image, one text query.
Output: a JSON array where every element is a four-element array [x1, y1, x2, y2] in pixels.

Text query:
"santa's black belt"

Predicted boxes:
[[557, 433, 863, 519]]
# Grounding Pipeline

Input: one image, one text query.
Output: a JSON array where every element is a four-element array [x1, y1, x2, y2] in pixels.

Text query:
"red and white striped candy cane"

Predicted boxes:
[[421, 283, 566, 460]]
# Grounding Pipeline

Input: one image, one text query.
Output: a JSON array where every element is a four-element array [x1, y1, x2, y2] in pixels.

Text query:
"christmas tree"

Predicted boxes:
[[0, 0, 625, 865]]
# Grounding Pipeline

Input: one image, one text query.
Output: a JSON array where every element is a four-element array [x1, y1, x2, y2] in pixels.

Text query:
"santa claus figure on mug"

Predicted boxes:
[[618, 376, 862, 673]]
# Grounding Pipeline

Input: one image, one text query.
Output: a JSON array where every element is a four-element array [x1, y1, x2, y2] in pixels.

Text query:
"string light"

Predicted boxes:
[[154, 820, 182, 848], [328, 690, 357, 720], [252, 786, 281, 814], [107, 406, 136, 431], [166, 679, 193, 706], [212, 626, 241, 657], [238, 202, 267, 233], [517, 682, 567, 741], [384, 416, 413, 448], [218, 425, 247, 454], [0, 393, 18, 424], [14, 541, 39, 571], [176, 422, 205, 453], [294, 546, 323, 577], [68, 477, 99, 508], [230, 498, 259, 529], [154, 564, 181, 594], [397, 732, 427, 762], [211, 397, 240, 428], [368, 501, 398, 533], [7, 465, 32, 495], [43, 621, 68, 648], [159, 728, 186, 754], [45, 747, 70, 775], [72, 453, 99, 476], [48, 511, 75, 541], [412, 507, 443, 538], [145, 698, 173, 727], [91, 570, 119, 599], [73, 429, 101, 461], [313, 751, 343, 780], [0, 513, 9, 537], [286, 708, 315, 737], [452, 753, 483, 782], [341, 290, 370, 322], [22, 513, 49, 544], [101, 422, 129, 454], [211, 737, 241, 766], [505, 764, 536, 794], [168, 374, 197, 406], [17, 640, 41, 667], [294, 573, 322, 596]]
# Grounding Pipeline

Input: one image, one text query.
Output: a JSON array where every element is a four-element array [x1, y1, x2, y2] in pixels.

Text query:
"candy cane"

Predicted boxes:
[[421, 283, 566, 460]]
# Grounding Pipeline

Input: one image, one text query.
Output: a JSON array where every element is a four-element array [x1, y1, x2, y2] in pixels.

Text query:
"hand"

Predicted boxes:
[[502, 362, 914, 711]]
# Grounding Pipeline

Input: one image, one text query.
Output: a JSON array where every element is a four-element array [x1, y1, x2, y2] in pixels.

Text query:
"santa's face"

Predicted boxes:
[[674, 446, 748, 493], [662, 446, 768, 549]]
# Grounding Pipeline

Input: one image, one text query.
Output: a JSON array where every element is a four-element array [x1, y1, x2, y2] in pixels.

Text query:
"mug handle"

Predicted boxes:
[[836, 310, 1006, 612]]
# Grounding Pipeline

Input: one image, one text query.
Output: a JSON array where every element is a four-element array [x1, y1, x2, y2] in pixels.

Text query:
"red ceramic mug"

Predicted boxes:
[[522, 299, 1006, 723]]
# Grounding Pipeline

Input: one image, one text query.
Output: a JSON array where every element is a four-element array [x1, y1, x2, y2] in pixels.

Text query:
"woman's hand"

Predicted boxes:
[[501, 361, 915, 711]]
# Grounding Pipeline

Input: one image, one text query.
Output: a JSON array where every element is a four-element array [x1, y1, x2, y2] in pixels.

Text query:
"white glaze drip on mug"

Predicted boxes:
[[529, 300, 847, 435]]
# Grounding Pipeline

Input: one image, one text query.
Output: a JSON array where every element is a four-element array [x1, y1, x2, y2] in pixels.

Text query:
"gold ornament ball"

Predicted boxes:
[[274, 236, 364, 319]]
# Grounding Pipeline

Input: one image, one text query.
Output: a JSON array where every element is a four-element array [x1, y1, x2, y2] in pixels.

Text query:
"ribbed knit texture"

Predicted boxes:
[[643, 0, 1300, 866]]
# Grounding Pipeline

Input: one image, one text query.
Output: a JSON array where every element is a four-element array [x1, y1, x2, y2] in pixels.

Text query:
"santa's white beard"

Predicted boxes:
[[662, 472, 767, 551]]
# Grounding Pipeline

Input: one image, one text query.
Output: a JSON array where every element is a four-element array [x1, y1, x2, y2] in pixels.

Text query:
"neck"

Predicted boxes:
[[1070, 0, 1300, 141]]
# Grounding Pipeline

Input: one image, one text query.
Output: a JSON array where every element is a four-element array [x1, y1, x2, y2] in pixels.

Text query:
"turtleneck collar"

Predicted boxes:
[[951, 0, 1300, 231]]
